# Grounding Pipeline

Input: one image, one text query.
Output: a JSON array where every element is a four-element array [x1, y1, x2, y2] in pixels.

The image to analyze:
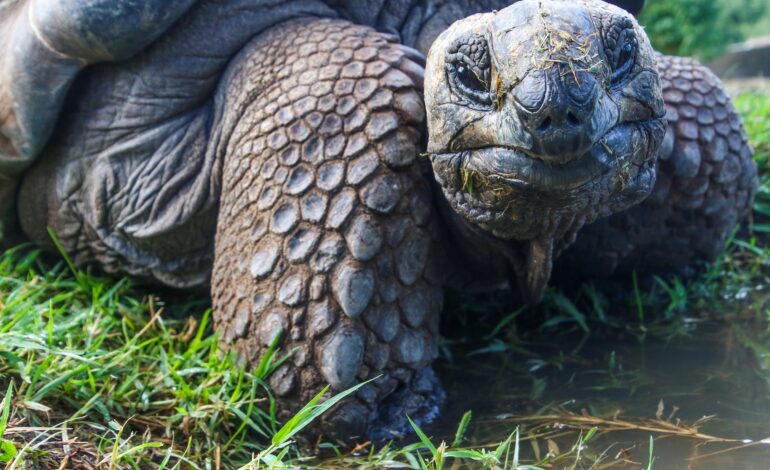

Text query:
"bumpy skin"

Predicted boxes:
[[424, 0, 667, 301], [210, 18, 446, 439], [560, 56, 757, 276], [7, 0, 521, 285], [1, 0, 758, 444], [14, 1, 350, 286]]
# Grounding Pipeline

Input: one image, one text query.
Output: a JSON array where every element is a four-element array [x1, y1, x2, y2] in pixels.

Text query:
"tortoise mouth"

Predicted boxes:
[[430, 117, 664, 194], [460, 146, 607, 192]]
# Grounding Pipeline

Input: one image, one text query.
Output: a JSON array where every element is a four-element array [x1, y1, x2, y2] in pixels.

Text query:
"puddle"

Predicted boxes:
[[428, 314, 770, 469]]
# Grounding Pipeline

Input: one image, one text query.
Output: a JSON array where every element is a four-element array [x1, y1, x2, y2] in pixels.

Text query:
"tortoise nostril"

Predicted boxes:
[[566, 111, 581, 126], [537, 116, 552, 132]]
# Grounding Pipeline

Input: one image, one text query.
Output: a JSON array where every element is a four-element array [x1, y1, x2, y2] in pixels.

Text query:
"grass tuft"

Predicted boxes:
[[0, 246, 285, 467]]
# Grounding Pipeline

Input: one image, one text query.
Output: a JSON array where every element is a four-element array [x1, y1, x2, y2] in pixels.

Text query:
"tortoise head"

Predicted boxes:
[[424, 0, 666, 299], [425, 0, 665, 240]]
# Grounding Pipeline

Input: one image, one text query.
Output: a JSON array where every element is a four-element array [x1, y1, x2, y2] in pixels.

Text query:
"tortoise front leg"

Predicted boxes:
[[211, 18, 446, 441]]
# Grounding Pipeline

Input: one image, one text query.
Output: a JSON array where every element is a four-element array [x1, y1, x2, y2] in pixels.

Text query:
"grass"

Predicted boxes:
[[0, 89, 768, 468], [0, 246, 290, 468]]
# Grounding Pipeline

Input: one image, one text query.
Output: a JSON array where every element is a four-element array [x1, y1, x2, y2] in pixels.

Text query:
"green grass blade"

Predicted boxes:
[[271, 376, 378, 447], [451, 411, 472, 448], [407, 415, 437, 457]]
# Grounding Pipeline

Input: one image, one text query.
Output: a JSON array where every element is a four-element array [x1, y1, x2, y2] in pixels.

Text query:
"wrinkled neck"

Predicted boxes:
[[328, 0, 515, 54], [433, 182, 557, 304], [408, 0, 517, 54], [331, 0, 643, 55]]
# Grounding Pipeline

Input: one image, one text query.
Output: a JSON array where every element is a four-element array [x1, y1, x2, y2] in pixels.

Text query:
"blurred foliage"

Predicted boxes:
[[734, 91, 770, 172], [638, 0, 768, 60]]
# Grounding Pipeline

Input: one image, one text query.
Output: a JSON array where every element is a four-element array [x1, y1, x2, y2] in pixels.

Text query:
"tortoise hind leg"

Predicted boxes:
[[559, 55, 757, 278], [211, 17, 446, 441]]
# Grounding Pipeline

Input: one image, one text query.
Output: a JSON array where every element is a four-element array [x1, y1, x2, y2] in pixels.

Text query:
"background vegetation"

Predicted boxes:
[[638, 0, 769, 60]]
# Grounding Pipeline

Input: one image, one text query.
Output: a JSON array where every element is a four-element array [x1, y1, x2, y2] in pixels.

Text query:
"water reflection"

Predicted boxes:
[[432, 316, 770, 469]]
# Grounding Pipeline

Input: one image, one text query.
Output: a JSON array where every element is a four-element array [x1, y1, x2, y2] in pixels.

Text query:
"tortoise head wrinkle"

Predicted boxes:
[[424, 0, 666, 245]]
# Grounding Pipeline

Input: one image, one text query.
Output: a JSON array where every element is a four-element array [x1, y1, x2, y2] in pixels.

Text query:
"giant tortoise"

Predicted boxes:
[[0, 0, 757, 440]]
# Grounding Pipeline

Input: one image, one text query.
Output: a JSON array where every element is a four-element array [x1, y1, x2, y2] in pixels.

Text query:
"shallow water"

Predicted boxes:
[[430, 315, 770, 469]]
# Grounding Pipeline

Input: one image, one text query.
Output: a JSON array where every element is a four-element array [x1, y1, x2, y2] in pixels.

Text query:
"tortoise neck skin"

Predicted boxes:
[[424, 0, 666, 302], [336, 0, 644, 56]]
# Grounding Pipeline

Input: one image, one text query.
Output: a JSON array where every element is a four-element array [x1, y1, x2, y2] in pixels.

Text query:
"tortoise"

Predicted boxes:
[[0, 0, 757, 441]]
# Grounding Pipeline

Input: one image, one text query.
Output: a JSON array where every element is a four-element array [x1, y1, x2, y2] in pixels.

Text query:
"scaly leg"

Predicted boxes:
[[211, 18, 446, 441]]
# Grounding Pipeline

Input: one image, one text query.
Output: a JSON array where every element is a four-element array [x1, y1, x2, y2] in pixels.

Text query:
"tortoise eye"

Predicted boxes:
[[456, 64, 488, 94], [613, 31, 637, 79], [445, 34, 493, 107], [606, 23, 638, 83]]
